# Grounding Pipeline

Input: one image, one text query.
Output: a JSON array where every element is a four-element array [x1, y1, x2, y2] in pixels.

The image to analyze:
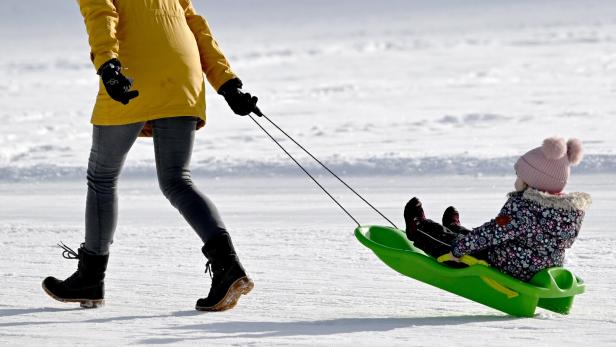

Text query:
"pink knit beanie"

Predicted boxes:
[[514, 137, 583, 193]]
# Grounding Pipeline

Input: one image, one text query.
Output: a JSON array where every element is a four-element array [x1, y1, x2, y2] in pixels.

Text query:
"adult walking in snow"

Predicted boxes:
[[43, 0, 257, 311]]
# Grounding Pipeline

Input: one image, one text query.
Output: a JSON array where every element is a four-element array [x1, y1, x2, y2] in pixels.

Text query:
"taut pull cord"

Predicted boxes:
[[250, 108, 398, 229]]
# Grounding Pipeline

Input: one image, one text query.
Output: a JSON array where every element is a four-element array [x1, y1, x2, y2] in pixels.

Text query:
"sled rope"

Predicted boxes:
[[250, 108, 398, 229], [416, 227, 453, 247], [248, 114, 360, 227]]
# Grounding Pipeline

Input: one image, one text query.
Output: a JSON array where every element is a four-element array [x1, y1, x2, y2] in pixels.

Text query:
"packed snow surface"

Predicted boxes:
[[1, 0, 616, 346], [1, 176, 615, 346]]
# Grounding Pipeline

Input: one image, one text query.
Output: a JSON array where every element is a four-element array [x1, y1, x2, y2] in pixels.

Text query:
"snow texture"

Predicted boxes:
[[1, 176, 615, 346], [1, 0, 616, 345]]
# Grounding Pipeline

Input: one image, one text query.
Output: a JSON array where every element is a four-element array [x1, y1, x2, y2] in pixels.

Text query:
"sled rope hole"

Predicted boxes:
[[249, 109, 398, 229]]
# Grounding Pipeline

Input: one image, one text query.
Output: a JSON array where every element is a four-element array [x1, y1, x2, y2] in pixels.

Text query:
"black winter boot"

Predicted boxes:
[[42, 243, 108, 308], [442, 206, 460, 227], [442, 206, 471, 235], [404, 197, 426, 240], [196, 232, 254, 311]]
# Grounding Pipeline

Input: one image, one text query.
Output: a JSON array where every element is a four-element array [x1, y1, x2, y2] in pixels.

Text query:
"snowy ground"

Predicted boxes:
[[1, 175, 615, 346]]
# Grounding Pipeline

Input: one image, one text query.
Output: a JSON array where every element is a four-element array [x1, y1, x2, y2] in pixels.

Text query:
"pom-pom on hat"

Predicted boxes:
[[514, 137, 583, 193]]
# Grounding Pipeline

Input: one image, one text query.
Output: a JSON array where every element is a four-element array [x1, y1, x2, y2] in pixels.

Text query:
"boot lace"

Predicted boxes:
[[56, 242, 82, 285], [58, 242, 79, 260], [204, 261, 226, 281], [205, 261, 213, 279]]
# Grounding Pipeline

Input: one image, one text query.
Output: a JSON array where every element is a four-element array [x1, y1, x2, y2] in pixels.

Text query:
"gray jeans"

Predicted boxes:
[[84, 117, 227, 255]]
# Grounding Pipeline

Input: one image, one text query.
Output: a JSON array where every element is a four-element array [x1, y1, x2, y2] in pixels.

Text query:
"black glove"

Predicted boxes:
[[97, 58, 139, 105], [218, 78, 258, 116]]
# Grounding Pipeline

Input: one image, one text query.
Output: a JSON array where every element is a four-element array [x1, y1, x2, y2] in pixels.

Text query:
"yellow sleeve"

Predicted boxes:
[[180, 0, 237, 91], [77, 0, 120, 71]]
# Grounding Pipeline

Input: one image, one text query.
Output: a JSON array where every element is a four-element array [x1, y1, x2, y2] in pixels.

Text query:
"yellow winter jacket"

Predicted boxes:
[[78, 0, 237, 136]]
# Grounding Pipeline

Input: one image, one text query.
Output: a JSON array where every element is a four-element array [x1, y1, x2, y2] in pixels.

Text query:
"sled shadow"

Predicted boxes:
[[138, 315, 518, 344]]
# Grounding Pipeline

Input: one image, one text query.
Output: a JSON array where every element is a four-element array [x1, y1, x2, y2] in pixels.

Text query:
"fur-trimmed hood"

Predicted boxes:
[[508, 188, 592, 211]]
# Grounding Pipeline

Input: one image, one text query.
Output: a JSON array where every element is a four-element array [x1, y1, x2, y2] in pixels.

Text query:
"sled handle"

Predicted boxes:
[[437, 253, 519, 299], [436, 253, 488, 267]]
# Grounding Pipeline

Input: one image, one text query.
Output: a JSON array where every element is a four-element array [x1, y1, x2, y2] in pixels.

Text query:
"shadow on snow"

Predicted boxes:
[[138, 315, 518, 344], [0, 307, 517, 342]]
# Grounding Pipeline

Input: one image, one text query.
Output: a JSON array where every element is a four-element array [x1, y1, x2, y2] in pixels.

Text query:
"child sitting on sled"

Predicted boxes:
[[404, 137, 591, 281]]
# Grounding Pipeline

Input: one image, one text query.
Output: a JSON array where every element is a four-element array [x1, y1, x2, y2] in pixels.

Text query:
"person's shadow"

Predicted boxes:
[[0, 307, 518, 343], [0, 307, 83, 318], [0, 307, 184, 328]]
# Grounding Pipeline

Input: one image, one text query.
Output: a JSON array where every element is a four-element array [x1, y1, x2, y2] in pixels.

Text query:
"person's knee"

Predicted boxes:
[[87, 168, 118, 194], [158, 173, 194, 202]]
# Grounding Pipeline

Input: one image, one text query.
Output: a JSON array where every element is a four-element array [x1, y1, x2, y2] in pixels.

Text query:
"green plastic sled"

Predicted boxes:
[[355, 225, 585, 317]]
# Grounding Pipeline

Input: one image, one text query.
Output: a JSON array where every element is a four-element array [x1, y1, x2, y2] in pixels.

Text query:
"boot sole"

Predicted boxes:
[[41, 281, 105, 309], [195, 276, 254, 312]]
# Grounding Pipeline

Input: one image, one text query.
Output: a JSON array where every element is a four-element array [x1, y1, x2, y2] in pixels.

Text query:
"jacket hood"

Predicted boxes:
[[509, 188, 592, 211]]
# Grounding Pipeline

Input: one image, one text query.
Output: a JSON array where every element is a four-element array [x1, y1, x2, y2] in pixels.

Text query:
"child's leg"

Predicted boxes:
[[440, 207, 489, 260], [447, 224, 472, 235], [414, 219, 460, 258], [404, 197, 461, 258]]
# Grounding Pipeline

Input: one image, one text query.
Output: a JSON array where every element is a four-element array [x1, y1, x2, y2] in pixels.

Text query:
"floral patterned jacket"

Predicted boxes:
[[451, 188, 591, 281]]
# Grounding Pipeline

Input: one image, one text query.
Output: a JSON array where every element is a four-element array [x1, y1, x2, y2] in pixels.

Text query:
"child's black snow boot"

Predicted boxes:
[[442, 206, 460, 227], [196, 232, 254, 311], [42, 244, 108, 308], [442, 206, 471, 235], [404, 197, 426, 240]]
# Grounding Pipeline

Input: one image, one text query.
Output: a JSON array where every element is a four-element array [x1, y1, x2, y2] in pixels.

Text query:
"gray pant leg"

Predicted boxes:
[[152, 117, 227, 244], [85, 122, 144, 255]]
